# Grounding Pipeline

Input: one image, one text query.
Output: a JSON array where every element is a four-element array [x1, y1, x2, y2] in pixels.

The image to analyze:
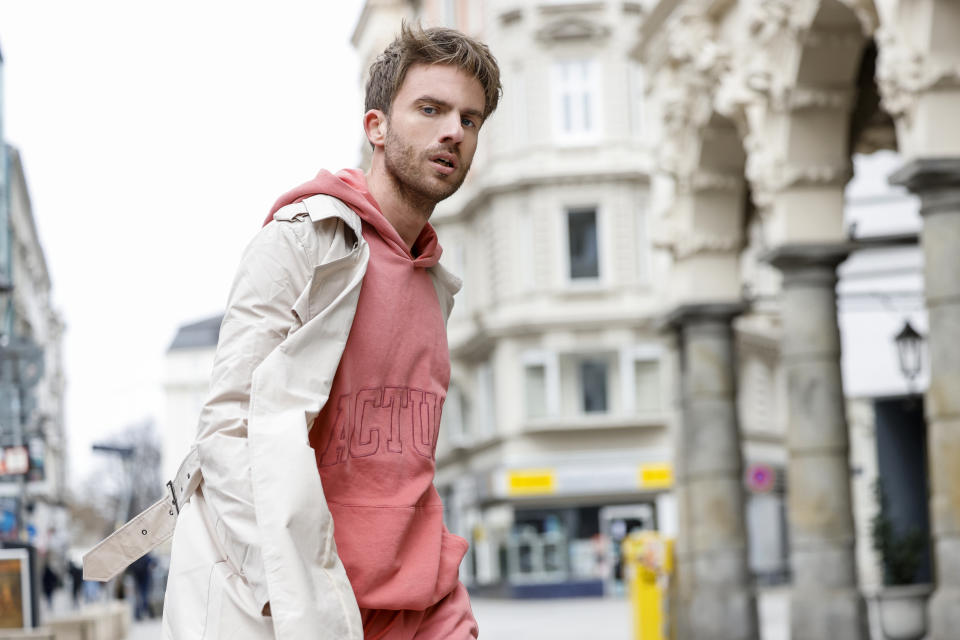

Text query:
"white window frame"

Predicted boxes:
[[635, 198, 651, 286], [442, 0, 458, 28], [559, 204, 606, 288], [510, 61, 527, 151], [522, 350, 560, 418], [551, 59, 602, 146], [518, 204, 536, 293], [578, 357, 611, 414], [444, 236, 468, 316], [474, 361, 496, 439], [443, 383, 469, 446], [619, 345, 663, 415], [627, 62, 646, 140]]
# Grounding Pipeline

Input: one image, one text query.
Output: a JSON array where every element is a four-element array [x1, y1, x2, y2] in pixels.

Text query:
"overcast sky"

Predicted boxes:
[[0, 1, 365, 482]]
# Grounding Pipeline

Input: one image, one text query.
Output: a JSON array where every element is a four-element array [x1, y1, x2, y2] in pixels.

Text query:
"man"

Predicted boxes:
[[160, 22, 500, 640]]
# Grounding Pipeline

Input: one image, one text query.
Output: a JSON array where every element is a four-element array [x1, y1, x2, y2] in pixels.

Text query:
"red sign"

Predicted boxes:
[[745, 463, 776, 493], [0, 447, 29, 476]]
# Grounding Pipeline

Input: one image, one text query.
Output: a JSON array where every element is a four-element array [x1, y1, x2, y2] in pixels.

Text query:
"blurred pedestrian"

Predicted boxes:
[[41, 563, 60, 609], [129, 554, 154, 620], [68, 560, 83, 608], [82, 578, 100, 603]]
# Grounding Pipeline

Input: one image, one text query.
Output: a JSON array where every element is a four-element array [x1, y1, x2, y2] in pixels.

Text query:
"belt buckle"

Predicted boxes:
[[167, 480, 181, 514]]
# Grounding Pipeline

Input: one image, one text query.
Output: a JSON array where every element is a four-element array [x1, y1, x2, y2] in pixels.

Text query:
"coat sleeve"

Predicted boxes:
[[193, 217, 314, 612]]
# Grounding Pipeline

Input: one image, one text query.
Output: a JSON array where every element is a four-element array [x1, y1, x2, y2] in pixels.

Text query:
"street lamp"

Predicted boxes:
[[894, 319, 923, 389], [91, 443, 136, 528]]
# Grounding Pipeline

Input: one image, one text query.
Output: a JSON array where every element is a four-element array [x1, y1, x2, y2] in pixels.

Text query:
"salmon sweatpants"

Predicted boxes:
[[360, 583, 479, 639]]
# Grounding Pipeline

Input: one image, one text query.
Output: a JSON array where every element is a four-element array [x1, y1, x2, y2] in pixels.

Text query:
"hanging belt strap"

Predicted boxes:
[[82, 446, 202, 581]]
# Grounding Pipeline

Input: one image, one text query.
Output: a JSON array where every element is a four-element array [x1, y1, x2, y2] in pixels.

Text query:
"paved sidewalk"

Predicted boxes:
[[123, 588, 791, 640]]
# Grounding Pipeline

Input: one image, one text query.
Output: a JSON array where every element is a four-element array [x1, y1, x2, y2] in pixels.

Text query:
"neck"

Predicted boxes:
[[366, 154, 434, 251]]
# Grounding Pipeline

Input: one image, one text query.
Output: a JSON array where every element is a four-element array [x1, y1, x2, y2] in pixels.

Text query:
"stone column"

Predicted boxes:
[[668, 304, 758, 640], [765, 245, 867, 640], [890, 158, 960, 640]]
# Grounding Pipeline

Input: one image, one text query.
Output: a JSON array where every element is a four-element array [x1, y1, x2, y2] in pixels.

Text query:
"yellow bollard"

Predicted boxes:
[[622, 531, 674, 640]]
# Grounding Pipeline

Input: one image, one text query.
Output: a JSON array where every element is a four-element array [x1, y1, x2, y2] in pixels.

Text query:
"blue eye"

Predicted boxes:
[[422, 106, 437, 115], [461, 117, 476, 128]]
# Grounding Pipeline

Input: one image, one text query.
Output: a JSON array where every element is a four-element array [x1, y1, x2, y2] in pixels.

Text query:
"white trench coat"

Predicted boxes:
[[83, 194, 461, 639]]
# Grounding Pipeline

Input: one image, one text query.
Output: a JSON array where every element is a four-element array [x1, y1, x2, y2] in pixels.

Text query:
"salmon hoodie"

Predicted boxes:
[[267, 168, 468, 611]]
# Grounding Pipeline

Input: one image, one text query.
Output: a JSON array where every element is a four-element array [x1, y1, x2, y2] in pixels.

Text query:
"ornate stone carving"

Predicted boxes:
[[653, 225, 744, 260], [654, 6, 731, 177], [772, 86, 856, 112], [743, 0, 862, 113], [498, 9, 522, 27], [535, 16, 610, 43], [682, 170, 744, 194], [746, 156, 853, 205], [747, 0, 795, 42], [876, 26, 960, 121]]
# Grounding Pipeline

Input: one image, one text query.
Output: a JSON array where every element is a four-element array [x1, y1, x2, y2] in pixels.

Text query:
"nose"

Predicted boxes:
[[438, 112, 465, 144]]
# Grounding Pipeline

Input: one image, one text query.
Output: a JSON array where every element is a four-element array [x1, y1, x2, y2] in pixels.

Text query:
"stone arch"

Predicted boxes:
[[849, 39, 898, 155], [739, 0, 872, 246], [663, 111, 750, 305]]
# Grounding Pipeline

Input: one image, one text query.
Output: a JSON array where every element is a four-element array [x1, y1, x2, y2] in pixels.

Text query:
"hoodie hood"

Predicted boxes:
[[266, 168, 442, 268]]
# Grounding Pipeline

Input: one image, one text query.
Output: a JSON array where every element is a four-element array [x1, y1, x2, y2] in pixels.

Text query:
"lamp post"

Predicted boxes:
[[894, 319, 924, 394], [91, 443, 136, 528]]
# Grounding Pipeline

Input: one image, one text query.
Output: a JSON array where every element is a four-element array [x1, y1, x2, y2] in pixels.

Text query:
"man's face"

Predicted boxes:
[[381, 63, 486, 205]]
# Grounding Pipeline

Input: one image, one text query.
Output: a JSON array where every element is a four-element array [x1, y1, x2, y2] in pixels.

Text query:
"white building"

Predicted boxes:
[[163, 5, 952, 633], [355, 0, 680, 597], [0, 139, 69, 553], [161, 316, 220, 481]]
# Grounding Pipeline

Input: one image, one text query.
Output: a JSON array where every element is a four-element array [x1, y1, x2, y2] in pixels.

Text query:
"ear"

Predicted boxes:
[[363, 109, 388, 149]]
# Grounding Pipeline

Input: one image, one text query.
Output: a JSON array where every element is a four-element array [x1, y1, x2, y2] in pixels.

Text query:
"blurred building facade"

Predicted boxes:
[[163, 2, 959, 637], [354, 0, 690, 599], [0, 47, 69, 557], [161, 316, 220, 481], [635, 1, 958, 639]]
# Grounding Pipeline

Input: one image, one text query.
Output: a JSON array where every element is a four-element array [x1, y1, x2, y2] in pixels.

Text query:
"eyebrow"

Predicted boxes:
[[416, 95, 485, 121]]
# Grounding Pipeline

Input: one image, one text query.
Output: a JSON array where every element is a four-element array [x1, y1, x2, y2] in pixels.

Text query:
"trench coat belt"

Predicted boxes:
[[82, 446, 202, 581]]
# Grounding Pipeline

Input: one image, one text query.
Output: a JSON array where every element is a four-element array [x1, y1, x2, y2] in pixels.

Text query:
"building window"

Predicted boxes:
[[628, 62, 645, 139], [444, 239, 468, 316], [523, 351, 560, 419], [442, 384, 470, 445], [579, 359, 608, 413], [474, 362, 495, 439], [567, 208, 600, 280], [510, 62, 527, 149], [551, 59, 601, 144], [442, 0, 459, 28], [634, 359, 661, 413], [525, 364, 548, 419], [619, 346, 663, 416]]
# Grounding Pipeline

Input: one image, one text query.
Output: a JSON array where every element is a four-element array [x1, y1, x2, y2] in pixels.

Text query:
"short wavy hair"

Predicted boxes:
[[365, 21, 502, 121]]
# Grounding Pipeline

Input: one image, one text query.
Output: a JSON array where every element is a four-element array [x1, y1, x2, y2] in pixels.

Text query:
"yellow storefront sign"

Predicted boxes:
[[507, 469, 557, 496], [637, 463, 673, 489]]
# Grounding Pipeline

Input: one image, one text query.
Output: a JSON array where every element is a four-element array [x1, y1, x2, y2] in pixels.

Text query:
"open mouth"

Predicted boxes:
[[430, 154, 457, 172]]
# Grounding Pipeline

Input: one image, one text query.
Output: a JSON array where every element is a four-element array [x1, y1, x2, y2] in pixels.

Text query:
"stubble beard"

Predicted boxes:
[[383, 126, 470, 210]]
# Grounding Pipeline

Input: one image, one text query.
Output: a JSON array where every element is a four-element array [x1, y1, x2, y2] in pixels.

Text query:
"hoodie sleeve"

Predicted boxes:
[[193, 216, 315, 613]]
